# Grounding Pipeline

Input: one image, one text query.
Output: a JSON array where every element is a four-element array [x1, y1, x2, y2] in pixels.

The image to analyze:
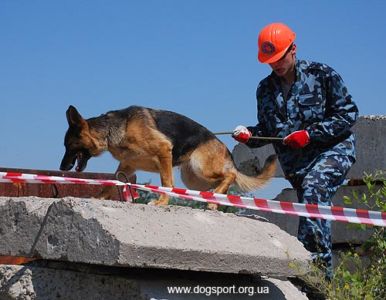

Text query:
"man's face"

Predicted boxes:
[[269, 44, 297, 77]]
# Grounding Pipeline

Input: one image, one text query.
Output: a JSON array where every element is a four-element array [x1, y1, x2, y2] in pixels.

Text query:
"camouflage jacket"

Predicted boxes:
[[247, 59, 359, 178]]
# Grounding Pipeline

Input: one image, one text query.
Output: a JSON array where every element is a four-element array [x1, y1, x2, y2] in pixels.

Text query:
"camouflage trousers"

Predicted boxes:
[[289, 155, 354, 279]]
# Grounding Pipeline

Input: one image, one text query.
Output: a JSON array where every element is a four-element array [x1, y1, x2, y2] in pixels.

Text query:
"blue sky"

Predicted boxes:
[[1, 1, 385, 198]]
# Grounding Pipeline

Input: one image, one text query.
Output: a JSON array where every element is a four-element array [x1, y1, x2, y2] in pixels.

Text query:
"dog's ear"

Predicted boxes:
[[66, 105, 86, 128]]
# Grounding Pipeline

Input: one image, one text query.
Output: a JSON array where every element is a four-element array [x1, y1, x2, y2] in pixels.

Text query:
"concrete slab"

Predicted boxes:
[[0, 197, 310, 278], [0, 264, 308, 300], [233, 116, 386, 179]]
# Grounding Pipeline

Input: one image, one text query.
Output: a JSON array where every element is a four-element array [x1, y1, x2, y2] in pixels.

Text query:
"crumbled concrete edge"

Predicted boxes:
[[362, 115, 386, 120]]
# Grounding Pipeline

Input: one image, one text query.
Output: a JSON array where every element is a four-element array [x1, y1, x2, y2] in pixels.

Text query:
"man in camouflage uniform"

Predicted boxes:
[[232, 23, 358, 279]]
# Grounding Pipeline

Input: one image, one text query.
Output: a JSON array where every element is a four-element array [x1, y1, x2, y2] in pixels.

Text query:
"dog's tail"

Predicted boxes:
[[234, 154, 277, 192]]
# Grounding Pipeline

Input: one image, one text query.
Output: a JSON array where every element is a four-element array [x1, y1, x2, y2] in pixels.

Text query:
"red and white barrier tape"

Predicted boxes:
[[1, 171, 385, 227]]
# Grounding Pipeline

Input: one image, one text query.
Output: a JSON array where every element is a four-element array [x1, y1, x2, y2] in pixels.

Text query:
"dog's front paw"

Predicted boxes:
[[98, 186, 115, 200], [148, 199, 159, 206], [207, 203, 218, 210], [148, 195, 169, 206]]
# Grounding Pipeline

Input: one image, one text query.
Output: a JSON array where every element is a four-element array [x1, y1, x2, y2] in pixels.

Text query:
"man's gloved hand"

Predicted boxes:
[[283, 130, 310, 149], [232, 125, 252, 143]]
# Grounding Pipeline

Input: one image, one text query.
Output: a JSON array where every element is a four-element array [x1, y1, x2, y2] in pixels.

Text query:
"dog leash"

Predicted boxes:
[[213, 131, 283, 142]]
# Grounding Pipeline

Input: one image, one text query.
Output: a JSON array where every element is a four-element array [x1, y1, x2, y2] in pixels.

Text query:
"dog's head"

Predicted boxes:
[[60, 106, 94, 172]]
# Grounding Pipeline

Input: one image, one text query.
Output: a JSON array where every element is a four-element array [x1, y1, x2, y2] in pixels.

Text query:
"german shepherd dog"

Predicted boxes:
[[60, 105, 276, 208]]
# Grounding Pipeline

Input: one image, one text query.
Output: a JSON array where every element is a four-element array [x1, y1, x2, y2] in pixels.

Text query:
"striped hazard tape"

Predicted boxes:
[[1, 171, 385, 227]]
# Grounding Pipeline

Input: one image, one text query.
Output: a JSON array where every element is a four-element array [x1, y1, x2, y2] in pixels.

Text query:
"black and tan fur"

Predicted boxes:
[[60, 105, 276, 208]]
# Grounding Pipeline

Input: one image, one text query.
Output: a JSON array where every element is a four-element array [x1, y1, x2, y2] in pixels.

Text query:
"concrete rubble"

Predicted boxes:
[[2, 115, 384, 299], [0, 196, 310, 299]]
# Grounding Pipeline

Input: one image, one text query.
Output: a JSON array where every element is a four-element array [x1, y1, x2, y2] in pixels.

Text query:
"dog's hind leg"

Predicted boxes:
[[188, 140, 238, 210], [206, 172, 237, 210], [213, 172, 236, 194], [180, 162, 212, 191]]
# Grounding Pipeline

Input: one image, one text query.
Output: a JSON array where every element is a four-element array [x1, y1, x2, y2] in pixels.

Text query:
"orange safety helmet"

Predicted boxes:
[[257, 23, 296, 64]]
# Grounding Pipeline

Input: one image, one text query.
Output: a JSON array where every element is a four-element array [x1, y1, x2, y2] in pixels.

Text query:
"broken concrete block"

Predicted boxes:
[[0, 197, 310, 278]]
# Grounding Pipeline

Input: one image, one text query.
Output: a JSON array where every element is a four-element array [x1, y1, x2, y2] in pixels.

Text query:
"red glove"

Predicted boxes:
[[283, 130, 310, 149], [232, 125, 252, 143]]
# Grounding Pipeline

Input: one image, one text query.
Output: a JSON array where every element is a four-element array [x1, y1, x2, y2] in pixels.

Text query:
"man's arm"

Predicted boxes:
[[306, 69, 358, 145]]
